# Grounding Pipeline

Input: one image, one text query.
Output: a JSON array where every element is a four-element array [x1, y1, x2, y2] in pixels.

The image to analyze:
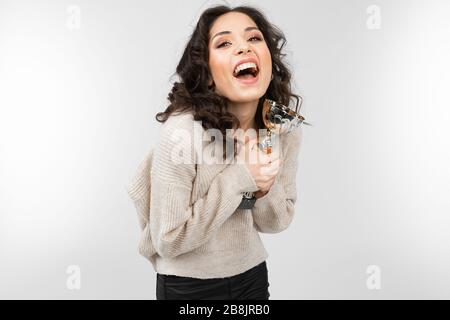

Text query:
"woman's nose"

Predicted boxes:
[[236, 43, 252, 55]]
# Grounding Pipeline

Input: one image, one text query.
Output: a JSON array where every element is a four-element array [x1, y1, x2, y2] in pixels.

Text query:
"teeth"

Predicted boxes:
[[234, 62, 258, 75]]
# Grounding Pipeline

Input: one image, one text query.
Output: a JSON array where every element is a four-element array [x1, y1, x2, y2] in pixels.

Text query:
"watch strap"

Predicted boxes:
[[237, 191, 257, 209]]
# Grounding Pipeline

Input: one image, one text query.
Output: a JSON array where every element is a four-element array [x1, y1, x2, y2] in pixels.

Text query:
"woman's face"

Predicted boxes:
[[208, 12, 272, 103]]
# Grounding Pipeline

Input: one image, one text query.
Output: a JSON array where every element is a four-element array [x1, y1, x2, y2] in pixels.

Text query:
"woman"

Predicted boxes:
[[128, 5, 304, 300]]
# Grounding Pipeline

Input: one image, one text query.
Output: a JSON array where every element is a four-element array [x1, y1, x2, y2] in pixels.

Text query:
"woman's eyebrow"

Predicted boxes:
[[210, 26, 260, 42]]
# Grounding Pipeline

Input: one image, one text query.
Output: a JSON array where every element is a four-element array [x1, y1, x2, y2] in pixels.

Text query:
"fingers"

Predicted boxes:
[[259, 151, 281, 165], [260, 158, 282, 176], [249, 149, 275, 165], [237, 137, 283, 167]]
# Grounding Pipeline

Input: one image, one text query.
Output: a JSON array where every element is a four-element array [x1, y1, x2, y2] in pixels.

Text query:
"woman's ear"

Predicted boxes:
[[208, 78, 215, 89]]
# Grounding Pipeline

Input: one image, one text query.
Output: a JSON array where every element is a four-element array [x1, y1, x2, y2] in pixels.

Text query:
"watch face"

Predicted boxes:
[[243, 191, 254, 198]]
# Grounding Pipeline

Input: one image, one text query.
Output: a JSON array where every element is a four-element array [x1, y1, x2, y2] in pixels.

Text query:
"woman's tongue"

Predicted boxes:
[[237, 73, 255, 79]]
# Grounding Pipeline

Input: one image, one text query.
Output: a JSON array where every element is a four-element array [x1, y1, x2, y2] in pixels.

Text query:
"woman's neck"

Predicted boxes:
[[227, 100, 258, 132]]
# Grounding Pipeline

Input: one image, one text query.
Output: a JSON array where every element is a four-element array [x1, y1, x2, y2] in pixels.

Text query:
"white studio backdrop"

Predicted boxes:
[[0, 0, 449, 299]]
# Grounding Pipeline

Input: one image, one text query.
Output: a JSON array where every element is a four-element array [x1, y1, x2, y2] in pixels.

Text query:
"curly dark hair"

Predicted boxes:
[[155, 4, 304, 160]]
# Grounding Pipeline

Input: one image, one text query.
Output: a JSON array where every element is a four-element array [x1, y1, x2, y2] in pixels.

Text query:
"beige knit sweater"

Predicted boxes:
[[127, 111, 302, 279]]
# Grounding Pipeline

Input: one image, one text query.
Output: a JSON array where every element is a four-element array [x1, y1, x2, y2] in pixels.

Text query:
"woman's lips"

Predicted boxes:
[[233, 72, 260, 85]]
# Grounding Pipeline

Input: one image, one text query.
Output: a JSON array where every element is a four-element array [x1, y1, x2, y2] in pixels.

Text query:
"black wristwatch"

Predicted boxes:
[[237, 191, 257, 209]]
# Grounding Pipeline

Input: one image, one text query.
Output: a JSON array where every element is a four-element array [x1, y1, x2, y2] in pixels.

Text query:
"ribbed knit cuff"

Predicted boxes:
[[227, 163, 260, 194], [253, 179, 284, 209]]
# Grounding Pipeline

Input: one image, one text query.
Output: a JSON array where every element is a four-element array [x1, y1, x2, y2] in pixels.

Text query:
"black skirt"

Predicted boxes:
[[156, 260, 270, 300]]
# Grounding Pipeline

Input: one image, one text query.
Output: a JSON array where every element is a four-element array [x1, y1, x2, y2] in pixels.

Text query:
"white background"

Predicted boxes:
[[1, 0, 449, 299]]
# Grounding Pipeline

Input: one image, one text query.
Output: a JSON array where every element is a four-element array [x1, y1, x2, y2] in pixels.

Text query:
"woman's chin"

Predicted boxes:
[[228, 92, 264, 103], [227, 86, 266, 101]]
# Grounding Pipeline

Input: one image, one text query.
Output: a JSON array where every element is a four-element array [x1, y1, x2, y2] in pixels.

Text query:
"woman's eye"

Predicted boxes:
[[217, 36, 263, 48], [249, 36, 262, 42], [217, 41, 231, 48]]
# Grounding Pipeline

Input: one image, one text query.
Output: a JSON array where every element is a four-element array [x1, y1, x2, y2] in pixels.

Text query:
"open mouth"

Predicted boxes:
[[233, 65, 260, 80]]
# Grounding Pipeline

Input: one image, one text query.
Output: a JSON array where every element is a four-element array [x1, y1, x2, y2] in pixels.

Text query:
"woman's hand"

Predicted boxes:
[[236, 136, 282, 194], [254, 190, 268, 199]]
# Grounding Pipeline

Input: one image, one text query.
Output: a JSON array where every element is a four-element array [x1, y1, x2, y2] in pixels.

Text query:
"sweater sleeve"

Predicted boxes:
[[150, 114, 260, 258], [251, 127, 302, 234]]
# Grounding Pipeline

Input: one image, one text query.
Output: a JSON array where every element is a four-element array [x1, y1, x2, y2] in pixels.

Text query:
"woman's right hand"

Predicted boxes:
[[236, 136, 282, 194]]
